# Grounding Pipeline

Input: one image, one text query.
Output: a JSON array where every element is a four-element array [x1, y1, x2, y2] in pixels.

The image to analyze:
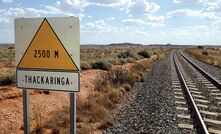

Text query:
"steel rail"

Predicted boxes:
[[173, 53, 209, 134], [179, 50, 221, 89]]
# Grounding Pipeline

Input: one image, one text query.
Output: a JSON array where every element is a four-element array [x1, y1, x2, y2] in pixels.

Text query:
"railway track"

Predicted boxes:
[[172, 50, 221, 134]]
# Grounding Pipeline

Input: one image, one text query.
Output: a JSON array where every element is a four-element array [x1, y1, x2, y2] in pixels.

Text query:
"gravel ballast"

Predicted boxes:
[[103, 52, 179, 133], [182, 50, 221, 81]]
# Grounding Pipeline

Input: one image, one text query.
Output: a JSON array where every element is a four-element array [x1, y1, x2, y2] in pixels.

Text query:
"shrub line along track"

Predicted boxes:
[[173, 50, 221, 134], [179, 51, 221, 89]]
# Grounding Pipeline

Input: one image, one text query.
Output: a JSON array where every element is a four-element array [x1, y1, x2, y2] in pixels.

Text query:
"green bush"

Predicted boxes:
[[117, 50, 134, 58], [137, 50, 150, 58], [202, 51, 208, 56], [126, 58, 135, 63], [80, 62, 91, 70], [197, 46, 204, 49], [0, 72, 15, 86], [91, 60, 112, 71], [110, 68, 138, 87], [0, 77, 13, 86]]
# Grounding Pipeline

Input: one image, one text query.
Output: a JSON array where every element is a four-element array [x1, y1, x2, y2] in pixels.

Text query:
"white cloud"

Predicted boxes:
[[86, 0, 160, 14], [146, 15, 164, 27], [128, 14, 133, 17], [83, 20, 109, 31], [0, 17, 10, 24], [167, 9, 201, 17], [126, 0, 160, 14], [2, 0, 13, 3], [173, 0, 207, 3], [211, 19, 221, 30], [3, 8, 25, 17], [158, 25, 221, 44], [44, 6, 62, 14], [87, 0, 132, 7], [87, 0, 120, 4], [204, 0, 221, 12], [54, 0, 89, 13], [122, 16, 164, 27], [147, 15, 164, 23], [0, 7, 58, 24], [132, 30, 149, 37], [106, 17, 115, 21], [1, 7, 49, 18], [122, 18, 145, 25], [167, 9, 221, 20]]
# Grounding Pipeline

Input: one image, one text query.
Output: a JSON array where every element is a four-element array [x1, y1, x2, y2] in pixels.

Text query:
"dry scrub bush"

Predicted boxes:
[[80, 62, 91, 70], [186, 49, 221, 68], [117, 50, 134, 58], [137, 50, 150, 58], [0, 72, 15, 86], [108, 88, 124, 104], [126, 58, 135, 63], [197, 45, 204, 49], [31, 104, 42, 133], [76, 94, 114, 130], [91, 105, 109, 122], [202, 51, 208, 56], [0, 46, 15, 68], [91, 60, 112, 71], [94, 73, 112, 92], [110, 68, 138, 87]]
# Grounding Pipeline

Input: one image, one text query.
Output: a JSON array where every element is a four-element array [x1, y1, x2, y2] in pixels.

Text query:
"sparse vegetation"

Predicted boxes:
[[91, 60, 112, 71], [80, 62, 91, 70], [0, 46, 15, 68], [138, 50, 150, 58], [117, 50, 135, 58], [110, 68, 138, 87], [186, 48, 221, 68], [0, 45, 169, 133], [197, 45, 204, 49], [202, 51, 208, 56], [0, 71, 15, 86]]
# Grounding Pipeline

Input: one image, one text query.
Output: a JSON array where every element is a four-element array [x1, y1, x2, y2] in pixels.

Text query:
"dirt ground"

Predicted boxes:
[[0, 56, 156, 134], [0, 69, 104, 134]]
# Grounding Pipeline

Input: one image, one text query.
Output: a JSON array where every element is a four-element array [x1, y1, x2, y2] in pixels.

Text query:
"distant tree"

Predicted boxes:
[[202, 51, 208, 56], [197, 45, 204, 49], [118, 50, 134, 58], [137, 50, 150, 58], [91, 60, 112, 71]]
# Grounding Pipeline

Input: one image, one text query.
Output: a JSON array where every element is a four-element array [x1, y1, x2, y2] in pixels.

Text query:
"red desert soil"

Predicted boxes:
[[0, 69, 105, 134], [0, 57, 156, 133]]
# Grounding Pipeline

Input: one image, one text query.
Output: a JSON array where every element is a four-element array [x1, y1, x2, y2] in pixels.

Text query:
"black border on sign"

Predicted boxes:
[[16, 69, 80, 92], [17, 18, 80, 71]]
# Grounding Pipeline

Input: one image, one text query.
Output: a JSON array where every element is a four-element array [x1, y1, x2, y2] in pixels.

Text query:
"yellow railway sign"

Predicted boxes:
[[17, 19, 78, 71], [15, 17, 80, 92]]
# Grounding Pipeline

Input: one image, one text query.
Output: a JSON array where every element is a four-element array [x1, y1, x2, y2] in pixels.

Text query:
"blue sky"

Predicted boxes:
[[1, 0, 221, 45]]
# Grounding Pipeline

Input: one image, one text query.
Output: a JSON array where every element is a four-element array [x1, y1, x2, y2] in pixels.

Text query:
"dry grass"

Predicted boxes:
[[0, 46, 15, 86], [186, 47, 221, 68], [80, 46, 166, 70], [0, 45, 169, 133], [30, 46, 169, 133], [0, 46, 15, 68]]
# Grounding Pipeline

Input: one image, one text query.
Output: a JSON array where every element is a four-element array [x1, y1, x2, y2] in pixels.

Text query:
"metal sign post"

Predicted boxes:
[[70, 93, 77, 134], [15, 17, 80, 134], [23, 89, 30, 134]]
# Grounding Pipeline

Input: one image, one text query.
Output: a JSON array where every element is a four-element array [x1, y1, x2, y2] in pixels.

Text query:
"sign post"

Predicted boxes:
[[15, 17, 80, 134], [23, 89, 30, 134], [70, 93, 77, 134]]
